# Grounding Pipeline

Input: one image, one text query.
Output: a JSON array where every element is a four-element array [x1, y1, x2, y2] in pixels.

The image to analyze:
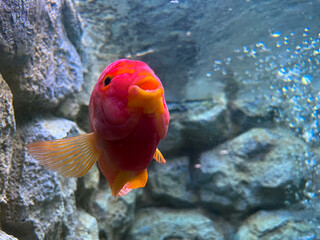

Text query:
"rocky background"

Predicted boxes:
[[1, 0, 320, 239]]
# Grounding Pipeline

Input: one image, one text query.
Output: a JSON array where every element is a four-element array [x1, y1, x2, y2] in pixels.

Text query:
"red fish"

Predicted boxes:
[[27, 59, 170, 197]]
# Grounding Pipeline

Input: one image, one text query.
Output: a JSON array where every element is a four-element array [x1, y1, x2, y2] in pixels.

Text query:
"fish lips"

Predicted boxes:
[[127, 76, 165, 115]]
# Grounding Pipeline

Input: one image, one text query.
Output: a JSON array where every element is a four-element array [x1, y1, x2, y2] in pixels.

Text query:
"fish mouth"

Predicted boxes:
[[133, 76, 161, 91], [128, 76, 164, 114]]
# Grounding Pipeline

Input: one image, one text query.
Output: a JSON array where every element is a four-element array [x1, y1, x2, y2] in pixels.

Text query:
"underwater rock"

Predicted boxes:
[[62, 0, 83, 53], [230, 91, 275, 133], [157, 105, 184, 156], [0, 1, 37, 68], [0, 0, 83, 111], [0, 117, 82, 239], [235, 210, 317, 240], [0, 231, 18, 240], [90, 184, 137, 240], [159, 98, 229, 155], [196, 128, 309, 214], [0, 74, 15, 205], [180, 98, 229, 150], [72, 0, 120, 106], [233, 92, 274, 119], [146, 156, 197, 207], [70, 209, 99, 240], [58, 97, 81, 121], [76, 164, 100, 213], [76, 104, 90, 133], [128, 208, 223, 240]]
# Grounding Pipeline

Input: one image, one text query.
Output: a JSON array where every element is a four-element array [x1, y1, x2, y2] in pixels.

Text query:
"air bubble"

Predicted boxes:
[[308, 97, 314, 103], [256, 42, 265, 47], [302, 75, 312, 85], [271, 31, 281, 38]]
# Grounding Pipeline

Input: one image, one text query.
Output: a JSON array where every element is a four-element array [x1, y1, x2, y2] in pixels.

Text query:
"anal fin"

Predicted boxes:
[[26, 132, 101, 177], [112, 169, 148, 197]]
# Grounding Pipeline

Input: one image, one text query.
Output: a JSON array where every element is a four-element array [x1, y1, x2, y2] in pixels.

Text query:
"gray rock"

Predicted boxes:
[[159, 98, 229, 155], [73, 0, 121, 106], [233, 91, 275, 119], [62, 0, 83, 52], [0, 117, 82, 239], [90, 183, 137, 240], [180, 98, 229, 150], [68, 209, 99, 240], [0, 0, 83, 110], [196, 128, 309, 214], [76, 164, 100, 212], [0, 230, 19, 240], [157, 107, 184, 156], [76, 104, 90, 133], [0, 1, 37, 68], [58, 97, 81, 121], [0, 74, 15, 205], [127, 208, 224, 240], [147, 157, 197, 207], [235, 210, 317, 240]]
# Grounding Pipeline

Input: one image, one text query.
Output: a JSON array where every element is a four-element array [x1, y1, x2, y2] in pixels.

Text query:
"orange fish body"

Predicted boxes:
[[27, 59, 170, 197]]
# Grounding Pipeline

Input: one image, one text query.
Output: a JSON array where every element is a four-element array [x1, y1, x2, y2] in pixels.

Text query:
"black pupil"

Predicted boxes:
[[104, 77, 111, 86]]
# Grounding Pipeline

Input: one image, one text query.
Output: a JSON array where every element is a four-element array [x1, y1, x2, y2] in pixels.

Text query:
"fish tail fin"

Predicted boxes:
[[112, 169, 148, 197], [153, 148, 166, 164], [98, 153, 149, 198], [26, 132, 101, 177]]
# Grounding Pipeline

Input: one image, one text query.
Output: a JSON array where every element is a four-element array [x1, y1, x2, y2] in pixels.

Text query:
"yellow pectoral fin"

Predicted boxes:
[[26, 132, 101, 177], [112, 169, 148, 197], [153, 148, 166, 164]]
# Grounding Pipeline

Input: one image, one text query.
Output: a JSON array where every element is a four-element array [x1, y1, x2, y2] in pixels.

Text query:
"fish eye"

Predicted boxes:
[[103, 77, 112, 87]]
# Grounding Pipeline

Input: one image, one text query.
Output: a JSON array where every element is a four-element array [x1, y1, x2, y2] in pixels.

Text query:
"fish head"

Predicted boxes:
[[89, 59, 169, 140]]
